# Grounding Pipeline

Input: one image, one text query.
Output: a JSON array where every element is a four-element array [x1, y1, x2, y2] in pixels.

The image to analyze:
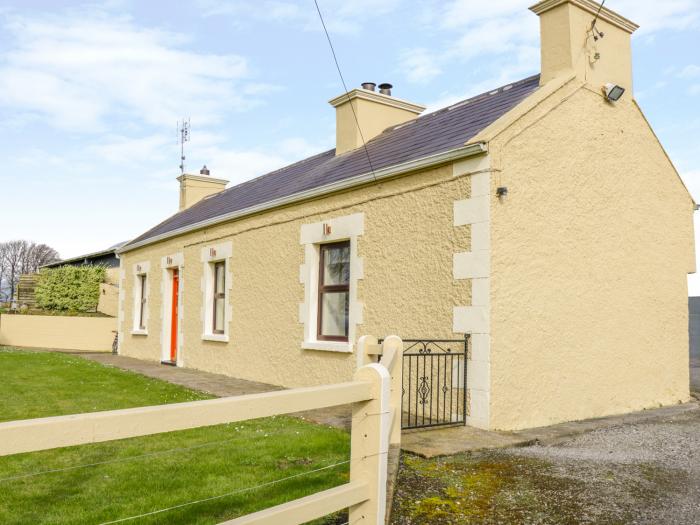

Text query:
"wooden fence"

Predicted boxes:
[[16, 274, 38, 308], [0, 335, 403, 525]]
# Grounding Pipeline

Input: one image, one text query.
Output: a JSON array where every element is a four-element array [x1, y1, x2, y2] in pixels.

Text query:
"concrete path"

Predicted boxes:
[[402, 401, 700, 458], [76, 353, 351, 430]]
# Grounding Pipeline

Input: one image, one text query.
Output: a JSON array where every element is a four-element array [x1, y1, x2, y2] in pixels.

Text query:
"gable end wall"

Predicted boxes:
[[489, 85, 695, 430]]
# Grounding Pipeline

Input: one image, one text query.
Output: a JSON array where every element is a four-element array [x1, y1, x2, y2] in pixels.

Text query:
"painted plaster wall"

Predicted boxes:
[[105, 267, 120, 285], [97, 282, 119, 317], [488, 84, 696, 430], [119, 162, 477, 387], [0, 314, 116, 351]]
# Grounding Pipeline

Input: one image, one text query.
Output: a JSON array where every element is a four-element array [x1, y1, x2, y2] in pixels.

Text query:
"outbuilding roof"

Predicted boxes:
[[124, 74, 540, 250]]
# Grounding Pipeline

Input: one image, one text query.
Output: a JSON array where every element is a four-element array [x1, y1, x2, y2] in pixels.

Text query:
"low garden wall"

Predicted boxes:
[[0, 314, 116, 352]]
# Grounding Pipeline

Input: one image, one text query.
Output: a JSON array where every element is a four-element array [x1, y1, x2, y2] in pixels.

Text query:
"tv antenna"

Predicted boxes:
[[177, 118, 190, 174]]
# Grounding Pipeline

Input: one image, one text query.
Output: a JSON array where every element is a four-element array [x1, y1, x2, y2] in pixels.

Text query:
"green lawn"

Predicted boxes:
[[0, 347, 350, 524]]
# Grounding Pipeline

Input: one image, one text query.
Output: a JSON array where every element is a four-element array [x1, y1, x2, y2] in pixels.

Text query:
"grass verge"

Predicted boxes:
[[0, 347, 350, 524]]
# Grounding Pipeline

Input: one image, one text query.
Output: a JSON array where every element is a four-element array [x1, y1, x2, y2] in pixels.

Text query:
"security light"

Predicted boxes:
[[603, 83, 625, 102]]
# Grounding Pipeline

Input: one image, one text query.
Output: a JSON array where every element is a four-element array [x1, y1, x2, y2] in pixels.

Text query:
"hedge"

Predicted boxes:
[[35, 266, 106, 312]]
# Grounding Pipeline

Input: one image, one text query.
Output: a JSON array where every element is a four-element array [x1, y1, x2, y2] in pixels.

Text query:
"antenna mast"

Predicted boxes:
[[177, 118, 190, 174]]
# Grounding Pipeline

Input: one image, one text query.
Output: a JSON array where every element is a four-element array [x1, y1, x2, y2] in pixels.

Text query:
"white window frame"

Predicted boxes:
[[201, 241, 232, 342], [131, 261, 150, 335], [299, 213, 364, 353]]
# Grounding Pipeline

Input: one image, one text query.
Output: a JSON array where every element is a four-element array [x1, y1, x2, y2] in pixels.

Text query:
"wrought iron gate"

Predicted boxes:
[[382, 336, 469, 430]]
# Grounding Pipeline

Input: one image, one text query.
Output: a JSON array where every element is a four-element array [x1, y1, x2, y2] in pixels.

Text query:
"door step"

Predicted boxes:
[[160, 360, 177, 366]]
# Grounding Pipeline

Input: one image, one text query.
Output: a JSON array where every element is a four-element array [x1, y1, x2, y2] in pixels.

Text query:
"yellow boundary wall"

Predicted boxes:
[[0, 314, 116, 352]]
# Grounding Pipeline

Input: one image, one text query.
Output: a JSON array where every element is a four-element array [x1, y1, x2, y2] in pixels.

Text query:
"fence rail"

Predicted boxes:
[[0, 335, 404, 525], [0, 381, 372, 456]]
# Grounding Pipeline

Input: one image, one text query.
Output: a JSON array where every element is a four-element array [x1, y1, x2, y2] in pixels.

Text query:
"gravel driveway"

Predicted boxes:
[[392, 403, 700, 524]]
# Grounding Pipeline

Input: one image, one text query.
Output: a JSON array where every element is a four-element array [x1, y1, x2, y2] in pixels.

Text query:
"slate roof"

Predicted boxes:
[[125, 74, 540, 249]]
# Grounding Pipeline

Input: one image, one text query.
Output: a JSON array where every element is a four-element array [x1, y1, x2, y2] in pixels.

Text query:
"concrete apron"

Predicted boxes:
[[401, 401, 700, 459]]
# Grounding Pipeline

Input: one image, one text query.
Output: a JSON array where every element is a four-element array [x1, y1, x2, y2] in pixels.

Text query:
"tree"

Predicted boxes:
[[0, 240, 60, 302]]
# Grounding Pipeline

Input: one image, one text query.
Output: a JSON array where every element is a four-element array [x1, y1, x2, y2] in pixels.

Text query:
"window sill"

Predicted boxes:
[[301, 340, 353, 353], [131, 329, 148, 336], [202, 333, 229, 343]]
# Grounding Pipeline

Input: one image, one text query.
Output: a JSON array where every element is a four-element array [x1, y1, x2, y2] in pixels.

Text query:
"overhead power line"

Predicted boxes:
[[313, 0, 378, 183]]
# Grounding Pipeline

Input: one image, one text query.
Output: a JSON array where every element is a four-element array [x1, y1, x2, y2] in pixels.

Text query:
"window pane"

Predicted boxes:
[[215, 263, 225, 293], [322, 244, 350, 285], [320, 292, 348, 337], [139, 275, 147, 329], [214, 297, 225, 332]]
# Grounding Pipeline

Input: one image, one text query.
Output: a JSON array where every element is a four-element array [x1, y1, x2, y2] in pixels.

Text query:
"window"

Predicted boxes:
[[200, 242, 232, 342], [137, 274, 147, 330], [317, 241, 350, 341], [212, 261, 226, 334]]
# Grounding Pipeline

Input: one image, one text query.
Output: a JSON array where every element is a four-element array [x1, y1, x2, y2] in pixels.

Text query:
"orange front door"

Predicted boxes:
[[170, 269, 179, 362]]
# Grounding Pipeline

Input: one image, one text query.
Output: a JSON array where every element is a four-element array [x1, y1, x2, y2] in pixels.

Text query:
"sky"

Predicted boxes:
[[1, 0, 699, 293]]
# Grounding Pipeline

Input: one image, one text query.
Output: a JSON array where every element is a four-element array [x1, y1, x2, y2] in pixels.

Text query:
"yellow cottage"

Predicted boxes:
[[117, 0, 696, 431]]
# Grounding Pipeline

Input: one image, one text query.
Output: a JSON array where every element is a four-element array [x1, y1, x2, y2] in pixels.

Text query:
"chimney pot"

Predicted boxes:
[[378, 83, 393, 96], [361, 82, 376, 91], [200, 165, 210, 176]]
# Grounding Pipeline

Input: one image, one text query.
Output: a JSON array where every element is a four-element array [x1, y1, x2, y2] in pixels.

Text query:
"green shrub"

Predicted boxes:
[[35, 266, 106, 312]]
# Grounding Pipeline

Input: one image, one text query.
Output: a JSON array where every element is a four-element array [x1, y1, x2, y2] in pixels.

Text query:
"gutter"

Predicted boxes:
[[118, 142, 487, 254]]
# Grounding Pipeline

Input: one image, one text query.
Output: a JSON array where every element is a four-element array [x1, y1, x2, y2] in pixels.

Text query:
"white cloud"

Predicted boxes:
[[195, 0, 401, 35], [679, 64, 700, 94], [399, 48, 443, 84], [612, 0, 700, 34], [87, 134, 172, 166], [679, 65, 700, 78], [0, 10, 274, 132], [440, 0, 525, 28], [681, 170, 700, 201], [411, 0, 700, 110], [439, 0, 700, 34], [397, 1, 539, 94]]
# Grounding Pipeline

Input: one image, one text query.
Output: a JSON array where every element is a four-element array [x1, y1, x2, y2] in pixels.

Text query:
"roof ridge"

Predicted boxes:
[[375, 74, 541, 137]]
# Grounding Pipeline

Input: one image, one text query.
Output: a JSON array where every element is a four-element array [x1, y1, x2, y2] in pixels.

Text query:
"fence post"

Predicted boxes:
[[380, 335, 403, 446], [349, 362, 391, 525], [356, 334, 378, 369]]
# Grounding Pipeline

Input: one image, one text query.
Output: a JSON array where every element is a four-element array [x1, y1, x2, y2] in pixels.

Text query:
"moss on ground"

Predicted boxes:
[[391, 449, 685, 524]]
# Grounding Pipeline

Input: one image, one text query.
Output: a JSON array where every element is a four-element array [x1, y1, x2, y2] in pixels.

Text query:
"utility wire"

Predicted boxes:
[[97, 459, 351, 525], [313, 0, 378, 183], [0, 434, 248, 484], [97, 450, 388, 524], [0, 425, 350, 484], [592, 0, 606, 27]]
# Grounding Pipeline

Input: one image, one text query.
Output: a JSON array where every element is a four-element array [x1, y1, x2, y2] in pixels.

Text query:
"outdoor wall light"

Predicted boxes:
[[496, 186, 508, 200], [603, 83, 625, 102]]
